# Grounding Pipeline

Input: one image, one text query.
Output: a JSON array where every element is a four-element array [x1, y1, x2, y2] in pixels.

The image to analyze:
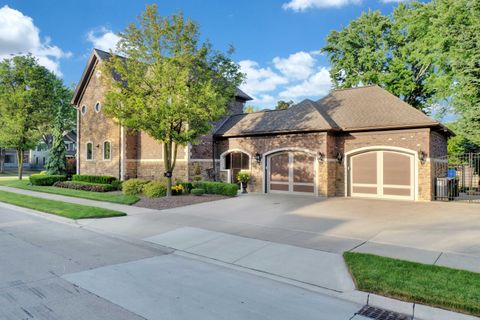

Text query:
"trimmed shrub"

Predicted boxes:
[[122, 179, 149, 196], [72, 174, 117, 184], [29, 174, 66, 186], [143, 180, 167, 198], [111, 180, 123, 191], [39, 170, 48, 175], [193, 181, 238, 197], [181, 182, 193, 194], [191, 188, 205, 196], [53, 181, 114, 192]]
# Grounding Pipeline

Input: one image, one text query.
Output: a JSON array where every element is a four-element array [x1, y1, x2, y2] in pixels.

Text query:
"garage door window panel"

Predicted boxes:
[[270, 153, 289, 182], [351, 153, 377, 185], [383, 152, 410, 186], [293, 153, 315, 183]]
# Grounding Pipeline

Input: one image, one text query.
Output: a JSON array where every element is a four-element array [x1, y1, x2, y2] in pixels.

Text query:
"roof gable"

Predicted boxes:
[[71, 48, 252, 105]]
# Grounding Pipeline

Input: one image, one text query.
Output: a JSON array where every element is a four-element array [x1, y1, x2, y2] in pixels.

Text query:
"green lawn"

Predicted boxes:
[[344, 252, 480, 316], [0, 179, 139, 205], [0, 190, 126, 219]]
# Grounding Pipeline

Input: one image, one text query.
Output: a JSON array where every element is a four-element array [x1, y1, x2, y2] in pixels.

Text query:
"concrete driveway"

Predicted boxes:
[[79, 193, 480, 272]]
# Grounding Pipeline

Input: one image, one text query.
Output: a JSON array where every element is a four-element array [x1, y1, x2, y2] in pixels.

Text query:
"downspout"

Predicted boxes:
[[76, 105, 80, 175], [212, 137, 216, 181], [119, 125, 124, 180]]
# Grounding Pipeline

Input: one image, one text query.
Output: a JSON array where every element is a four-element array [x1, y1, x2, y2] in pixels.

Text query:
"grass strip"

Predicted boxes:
[[0, 190, 126, 219], [0, 179, 139, 205], [344, 252, 480, 316]]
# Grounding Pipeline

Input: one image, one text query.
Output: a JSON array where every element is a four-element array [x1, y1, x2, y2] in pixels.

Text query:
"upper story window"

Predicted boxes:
[[86, 142, 93, 160], [103, 141, 111, 160], [81, 105, 87, 115], [95, 102, 102, 113]]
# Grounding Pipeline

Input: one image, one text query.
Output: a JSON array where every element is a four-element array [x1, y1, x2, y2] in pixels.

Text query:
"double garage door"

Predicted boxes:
[[349, 150, 414, 200], [267, 152, 316, 194]]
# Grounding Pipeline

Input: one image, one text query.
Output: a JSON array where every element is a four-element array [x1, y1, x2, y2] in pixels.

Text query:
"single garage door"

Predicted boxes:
[[268, 152, 315, 194], [349, 150, 414, 200]]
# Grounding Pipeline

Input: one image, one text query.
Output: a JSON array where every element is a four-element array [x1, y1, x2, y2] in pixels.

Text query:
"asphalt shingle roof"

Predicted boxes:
[[215, 85, 443, 137]]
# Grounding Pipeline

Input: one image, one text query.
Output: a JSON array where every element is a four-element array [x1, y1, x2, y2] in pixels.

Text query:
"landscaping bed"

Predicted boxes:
[[0, 179, 139, 205], [344, 252, 480, 316], [134, 194, 229, 210], [0, 190, 126, 219]]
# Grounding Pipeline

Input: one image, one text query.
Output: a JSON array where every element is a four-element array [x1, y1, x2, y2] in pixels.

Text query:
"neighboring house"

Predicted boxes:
[[29, 130, 77, 170], [2, 130, 77, 171], [2, 148, 29, 169], [73, 49, 451, 201]]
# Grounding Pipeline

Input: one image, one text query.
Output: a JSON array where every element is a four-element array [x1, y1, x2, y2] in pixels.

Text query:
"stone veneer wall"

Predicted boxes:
[[215, 132, 327, 193], [215, 128, 447, 201]]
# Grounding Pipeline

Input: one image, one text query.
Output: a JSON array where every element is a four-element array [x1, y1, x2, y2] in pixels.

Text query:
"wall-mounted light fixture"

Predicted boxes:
[[418, 150, 427, 163], [336, 151, 343, 163], [318, 152, 324, 162], [255, 152, 262, 164]]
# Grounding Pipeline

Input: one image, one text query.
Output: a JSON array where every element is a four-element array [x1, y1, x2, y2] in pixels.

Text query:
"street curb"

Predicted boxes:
[[174, 251, 479, 320]]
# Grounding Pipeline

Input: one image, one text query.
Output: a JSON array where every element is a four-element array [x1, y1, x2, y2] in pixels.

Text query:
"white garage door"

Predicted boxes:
[[267, 152, 316, 194], [349, 150, 414, 200]]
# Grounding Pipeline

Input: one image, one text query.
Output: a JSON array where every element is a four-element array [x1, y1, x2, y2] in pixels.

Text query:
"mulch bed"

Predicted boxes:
[[134, 194, 229, 210]]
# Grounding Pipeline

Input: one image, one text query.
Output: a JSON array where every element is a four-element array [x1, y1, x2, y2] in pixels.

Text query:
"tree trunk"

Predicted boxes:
[[0, 148, 5, 174], [163, 141, 179, 197], [17, 149, 24, 180]]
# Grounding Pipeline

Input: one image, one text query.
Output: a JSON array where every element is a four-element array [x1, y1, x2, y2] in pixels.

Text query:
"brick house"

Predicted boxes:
[[73, 49, 451, 201]]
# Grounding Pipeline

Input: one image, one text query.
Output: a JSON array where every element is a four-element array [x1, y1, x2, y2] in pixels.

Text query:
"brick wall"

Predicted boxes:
[[77, 62, 122, 179]]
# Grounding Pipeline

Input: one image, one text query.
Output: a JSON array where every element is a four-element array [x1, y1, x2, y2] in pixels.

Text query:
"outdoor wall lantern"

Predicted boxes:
[[336, 151, 343, 163], [418, 150, 427, 163], [255, 152, 262, 163], [318, 152, 324, 162]]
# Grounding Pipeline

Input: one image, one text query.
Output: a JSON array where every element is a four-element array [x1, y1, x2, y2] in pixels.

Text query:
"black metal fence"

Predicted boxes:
[[433, 153, 480, 202]]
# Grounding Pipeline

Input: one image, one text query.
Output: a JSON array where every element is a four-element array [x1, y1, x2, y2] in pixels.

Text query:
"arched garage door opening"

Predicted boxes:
[[347, 148, 416, 200], [266, 151, 316, 195]]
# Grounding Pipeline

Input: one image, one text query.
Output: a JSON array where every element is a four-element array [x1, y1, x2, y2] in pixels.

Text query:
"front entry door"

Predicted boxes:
[[267, 152, 315, 194]]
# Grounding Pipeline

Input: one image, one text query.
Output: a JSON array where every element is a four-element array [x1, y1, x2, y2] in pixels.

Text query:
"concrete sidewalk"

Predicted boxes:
[[1, 186, 479, 274], [145, 227, 355, 292]]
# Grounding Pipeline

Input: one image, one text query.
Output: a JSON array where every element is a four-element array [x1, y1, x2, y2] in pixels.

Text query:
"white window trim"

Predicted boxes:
[[103, 140, 112, 161], [94, 101, 102, 113], [81, 105, 87, 115], [86, 141, 94, 161]]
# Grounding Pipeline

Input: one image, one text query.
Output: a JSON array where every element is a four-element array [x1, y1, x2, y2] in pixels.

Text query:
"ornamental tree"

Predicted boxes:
[[45, 81, 74, 175], [102, 5, 244, 196]]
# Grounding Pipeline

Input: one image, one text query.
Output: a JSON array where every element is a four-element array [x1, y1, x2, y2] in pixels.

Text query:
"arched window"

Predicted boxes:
[[223, 151, 250, 183], [86, 142, 93, 160], [81, 105, 87, 115], [95, 102, 102, 113], [103, 141, 111, 160]]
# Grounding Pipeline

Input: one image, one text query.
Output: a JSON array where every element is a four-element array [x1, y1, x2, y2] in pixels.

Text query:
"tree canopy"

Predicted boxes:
[[102, 5, 244, 195], [0, 55, 59, 179], [322, 0, 480, 148]]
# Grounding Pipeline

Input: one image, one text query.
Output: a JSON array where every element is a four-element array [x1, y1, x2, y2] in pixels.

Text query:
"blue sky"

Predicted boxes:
[[1, 0, 405, 109]]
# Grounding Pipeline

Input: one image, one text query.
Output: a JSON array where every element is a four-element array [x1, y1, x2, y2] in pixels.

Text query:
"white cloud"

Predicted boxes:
[[0, 5, 71, 76], [87, 27, 120, 52], [238, 60, 288, 95], [279, 67, 332, 99], [282, 0, 361, 11], [273, 51, 316, 80], [380, 0, 409, 2]]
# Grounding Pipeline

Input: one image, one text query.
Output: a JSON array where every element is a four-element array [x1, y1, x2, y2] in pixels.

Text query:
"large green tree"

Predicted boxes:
[[322, 9, 441, 111], [102, 5, 244, 196], [45, 81, 74, 175], [0, 55, 57, 179]]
